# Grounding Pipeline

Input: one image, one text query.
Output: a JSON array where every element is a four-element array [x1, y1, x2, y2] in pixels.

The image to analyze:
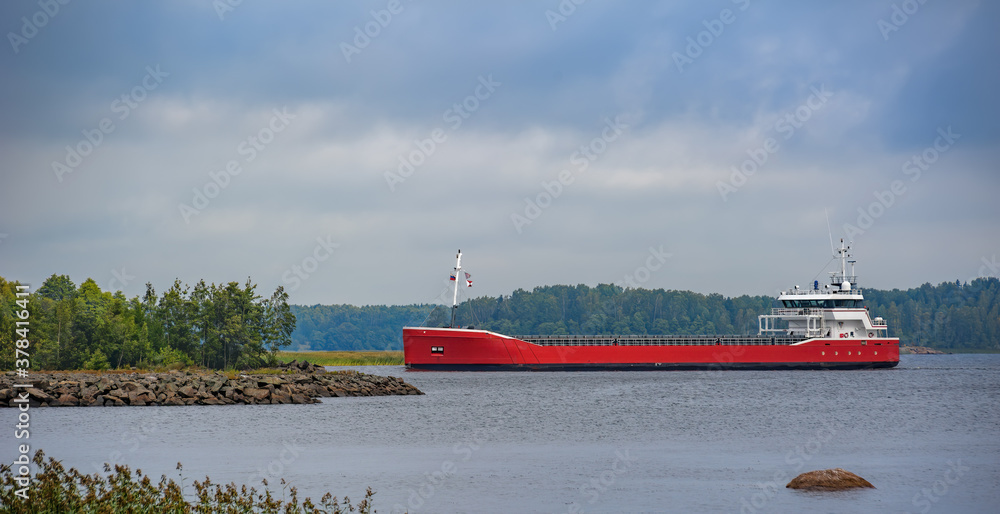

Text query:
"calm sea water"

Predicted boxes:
[[4, 354, 999, 513]]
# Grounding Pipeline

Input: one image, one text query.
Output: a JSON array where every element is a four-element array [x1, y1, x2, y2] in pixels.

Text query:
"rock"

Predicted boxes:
[[96, 378, 114, 393], [26, 388, 54, 404], [247, 388, 270, 401], [901, 345, 947, 355], [51, 394, 79, 407], [257, 376, 285, 386], [163, 396, 186, 406], [787, 468, 875, 490]]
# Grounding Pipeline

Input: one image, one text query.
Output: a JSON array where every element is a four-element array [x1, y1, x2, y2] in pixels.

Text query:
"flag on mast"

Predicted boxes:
[[465, 272, 472, 287]]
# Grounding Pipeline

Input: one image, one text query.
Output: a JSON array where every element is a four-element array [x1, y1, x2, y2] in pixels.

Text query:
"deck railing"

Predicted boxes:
[[513, 334, 809, 347], [770, 308, 826, 316]]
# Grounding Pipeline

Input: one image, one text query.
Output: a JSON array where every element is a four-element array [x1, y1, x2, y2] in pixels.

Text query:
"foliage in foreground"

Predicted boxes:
[[0, 451, 373, 514]]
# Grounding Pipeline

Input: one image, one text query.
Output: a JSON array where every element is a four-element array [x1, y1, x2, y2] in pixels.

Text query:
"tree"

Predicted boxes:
[[261, 286, 296, 363], [37, 274, 76, 301]]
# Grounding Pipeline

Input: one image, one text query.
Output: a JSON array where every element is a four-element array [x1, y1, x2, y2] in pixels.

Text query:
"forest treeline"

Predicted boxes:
[[3, 275, 996, 368], [290, 278, 1000, 352], [0, 274, 295, 371]]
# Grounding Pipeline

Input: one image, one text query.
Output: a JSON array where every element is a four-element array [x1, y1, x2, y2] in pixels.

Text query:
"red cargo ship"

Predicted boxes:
[[404, 243, 900, 371]]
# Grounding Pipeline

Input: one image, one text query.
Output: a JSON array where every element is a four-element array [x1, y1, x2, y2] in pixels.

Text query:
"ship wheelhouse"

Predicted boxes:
[[758, 240, 890, 341]]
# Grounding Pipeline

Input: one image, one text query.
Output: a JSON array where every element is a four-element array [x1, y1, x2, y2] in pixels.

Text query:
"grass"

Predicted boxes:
[[276, 350, 404, 366], [0, 450, 374, 513]]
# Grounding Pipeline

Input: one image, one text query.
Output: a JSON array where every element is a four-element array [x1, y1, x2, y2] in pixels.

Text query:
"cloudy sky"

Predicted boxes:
[[1, 0, 997, 307]]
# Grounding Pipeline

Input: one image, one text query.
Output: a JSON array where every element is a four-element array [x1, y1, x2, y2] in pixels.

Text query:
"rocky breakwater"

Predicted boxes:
[[0, 362, 422, 407], [901, 345, 947, 354]]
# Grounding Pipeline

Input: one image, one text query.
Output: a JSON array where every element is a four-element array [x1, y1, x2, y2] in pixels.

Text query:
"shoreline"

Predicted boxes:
[[900, 345, 949, 355]]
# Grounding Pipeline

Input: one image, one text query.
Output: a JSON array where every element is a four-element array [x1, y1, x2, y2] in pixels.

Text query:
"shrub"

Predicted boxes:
[[0, 451, 375, 513]]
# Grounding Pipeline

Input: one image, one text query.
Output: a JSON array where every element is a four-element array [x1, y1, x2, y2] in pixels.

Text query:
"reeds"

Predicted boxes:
[[1, 450, 374, 513], [276, 351, 404, 367]]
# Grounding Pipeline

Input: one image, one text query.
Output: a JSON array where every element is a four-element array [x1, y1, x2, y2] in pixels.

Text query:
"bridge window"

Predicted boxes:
[[431, 346, 444, 354], [782, 299, 862, 308]]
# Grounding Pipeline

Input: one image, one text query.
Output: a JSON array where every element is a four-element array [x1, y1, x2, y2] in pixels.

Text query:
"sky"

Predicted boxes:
[[1, 0, 998, 307]]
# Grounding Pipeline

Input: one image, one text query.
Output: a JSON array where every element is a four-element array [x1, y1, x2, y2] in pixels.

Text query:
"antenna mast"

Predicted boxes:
[[450, 249, 462, 328], [825, 208, 836, 256]]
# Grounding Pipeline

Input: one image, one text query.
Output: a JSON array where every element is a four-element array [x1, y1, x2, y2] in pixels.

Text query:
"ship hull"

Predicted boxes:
[[403, 327, 900, 371]]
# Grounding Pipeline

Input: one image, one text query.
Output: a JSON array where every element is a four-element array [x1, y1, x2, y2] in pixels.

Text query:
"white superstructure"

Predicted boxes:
[[758, 240, 889, 340]]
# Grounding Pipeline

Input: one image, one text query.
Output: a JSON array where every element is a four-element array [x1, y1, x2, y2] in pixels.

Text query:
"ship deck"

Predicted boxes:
[[513, 334, 809, 346]]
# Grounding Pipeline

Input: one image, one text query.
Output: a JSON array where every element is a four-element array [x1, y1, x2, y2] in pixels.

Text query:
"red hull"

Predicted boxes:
[[403, 327, 900, 371]]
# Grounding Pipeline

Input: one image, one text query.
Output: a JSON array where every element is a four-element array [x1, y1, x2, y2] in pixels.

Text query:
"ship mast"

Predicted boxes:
[[450, 249, 462, 328], [833, 238, 853, 289], [840, 239, 847, 279]]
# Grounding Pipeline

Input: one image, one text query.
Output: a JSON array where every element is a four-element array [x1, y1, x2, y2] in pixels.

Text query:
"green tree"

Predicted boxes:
[[37, 274, 75, 301]]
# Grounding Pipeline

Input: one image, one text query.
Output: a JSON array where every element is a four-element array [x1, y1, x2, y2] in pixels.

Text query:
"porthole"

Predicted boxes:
[[834, 351, 838, 356], [874, 351, 878, 355], [821, 351, 825, 356], [848, 351, 851, 356]]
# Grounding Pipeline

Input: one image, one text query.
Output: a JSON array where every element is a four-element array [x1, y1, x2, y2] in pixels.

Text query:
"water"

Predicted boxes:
[[5, 354, 999, 513]]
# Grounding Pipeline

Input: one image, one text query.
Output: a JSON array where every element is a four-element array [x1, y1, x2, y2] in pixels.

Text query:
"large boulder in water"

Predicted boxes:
[[786, 468, 875, 490]]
